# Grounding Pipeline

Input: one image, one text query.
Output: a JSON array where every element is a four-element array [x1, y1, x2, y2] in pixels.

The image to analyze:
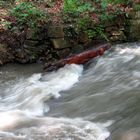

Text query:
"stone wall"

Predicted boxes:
[[105, 17, 127, 43], [124, 2, 140, 41], [1, 6, 140, 66], [126, 8, 140, 41]]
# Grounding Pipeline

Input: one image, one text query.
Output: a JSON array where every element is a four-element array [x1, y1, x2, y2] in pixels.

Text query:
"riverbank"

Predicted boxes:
[[0, 42, 140, 139], [0, 0, 140, 66]]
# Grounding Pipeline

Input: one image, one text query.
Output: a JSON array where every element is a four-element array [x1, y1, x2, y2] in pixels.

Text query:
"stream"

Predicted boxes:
[[0, 43, 140, 140]]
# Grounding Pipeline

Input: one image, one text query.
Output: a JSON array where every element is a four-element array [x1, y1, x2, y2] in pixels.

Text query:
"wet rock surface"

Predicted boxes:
[[0, 44, 13, 65], [126, 5, 140, 41]]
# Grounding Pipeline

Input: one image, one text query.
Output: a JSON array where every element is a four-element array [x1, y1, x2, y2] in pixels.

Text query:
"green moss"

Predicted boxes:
[[133, 4, 140, 11]]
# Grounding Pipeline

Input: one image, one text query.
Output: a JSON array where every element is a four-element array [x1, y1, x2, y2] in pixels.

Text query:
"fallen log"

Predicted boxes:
[[44, 43, 111, 72]]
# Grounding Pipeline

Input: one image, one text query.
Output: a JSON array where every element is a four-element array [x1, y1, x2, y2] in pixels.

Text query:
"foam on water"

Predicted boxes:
[[0, 64, 83, 116], [0, 63, 111, 140], [118, 47, 140, 55], [0, 110, 110, 140]]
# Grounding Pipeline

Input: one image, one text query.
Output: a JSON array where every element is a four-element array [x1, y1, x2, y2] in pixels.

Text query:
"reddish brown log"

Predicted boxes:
[[44, 43, 111, 72]]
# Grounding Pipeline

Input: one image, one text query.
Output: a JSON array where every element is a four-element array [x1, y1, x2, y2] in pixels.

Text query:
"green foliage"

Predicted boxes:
[[77, 17, 91, 29], [102, 0, 131, 4], [133, 4, 140, 10], [31, 52, 39, 61], [2, 0, 132, 42], [10, 2, 45, 29], [100, 13, 114, 23], [63, 1, 101, 40], [1, 21, 12, 29], [64, 0, 92, 14], [64, 0, 78, 14], [100, 1, 108, 10], [76, 16, 108, 40], [84, 26, 108, 40], [84, 29, 96, 39], [95, 26, 109, 41], [63, 0, 131, 41], [77, 3, 92, 13]]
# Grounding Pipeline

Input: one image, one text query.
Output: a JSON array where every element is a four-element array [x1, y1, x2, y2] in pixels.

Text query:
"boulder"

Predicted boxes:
[[105, 26, 120, 33], [24, 40, 39, 46], [128, 19, 140, 40], [134, 11, 140, 19], [51, 38, 70, 49], [128, 11, 136, 19], [56, 48, 71, 59], [0, 44, 13, 65], [128, 11, 140, 19], [13, 49, 30, 63], [110, 30, 126, 42], [47, 26, 64, 38], [26, 29, 45, 41], [133, 3, 140, 11], [79, 32, 90, 44], [71, 44, 84, 54], [130, 19, 140, 25]]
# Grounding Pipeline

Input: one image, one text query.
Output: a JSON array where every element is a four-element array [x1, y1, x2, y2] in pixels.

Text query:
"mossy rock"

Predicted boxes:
[[127, 19, 140, 41], [0, 44, 13, 65], [24, 40, 39, 46], [47, 26, 64, 38], [0, 44, 7, 48], [129, 19, 140, 25], [50, 38, 71, 49], [26, 29, 44, 41], [56, 48, 71, 59], [129, 11, 140, 19], [110, 30, 126, 42], [133, 4, 140, 11]]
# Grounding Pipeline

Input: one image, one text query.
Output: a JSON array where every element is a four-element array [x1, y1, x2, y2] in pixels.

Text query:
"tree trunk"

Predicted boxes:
[[44, 43, 111, 72]]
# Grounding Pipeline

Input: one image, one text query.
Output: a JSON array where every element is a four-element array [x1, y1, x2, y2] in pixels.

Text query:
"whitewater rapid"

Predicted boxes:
[[0, 64, 83, 116], [0, 64, 110, 140], [1, 43, 140, 140]]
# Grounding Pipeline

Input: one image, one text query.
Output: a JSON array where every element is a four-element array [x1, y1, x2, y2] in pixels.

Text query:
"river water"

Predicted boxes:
[[0, 43, 140, 140]]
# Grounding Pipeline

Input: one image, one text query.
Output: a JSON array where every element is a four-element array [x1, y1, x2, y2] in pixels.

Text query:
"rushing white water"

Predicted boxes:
[[0, 110, 110, 140], [47, 43, 140, 139], [0, 64, 110, 140], [0, 64, 83, 116], [1, 43, 140, 140]]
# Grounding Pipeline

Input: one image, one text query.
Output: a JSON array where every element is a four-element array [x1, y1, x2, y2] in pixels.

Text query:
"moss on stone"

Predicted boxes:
[[133, 4, 140, 11]]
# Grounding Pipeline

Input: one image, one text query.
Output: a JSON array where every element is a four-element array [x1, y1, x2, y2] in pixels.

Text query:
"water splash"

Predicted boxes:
[[0, 64, 83, 116], [0, 110, 110, 140]]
